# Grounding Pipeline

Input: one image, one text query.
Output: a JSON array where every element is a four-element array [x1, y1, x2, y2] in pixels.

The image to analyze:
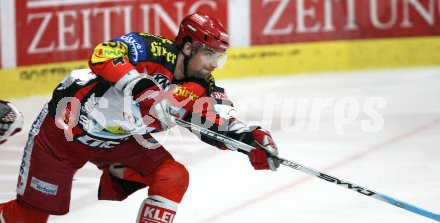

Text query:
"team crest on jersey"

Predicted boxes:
[[152, 73, 170, 90]]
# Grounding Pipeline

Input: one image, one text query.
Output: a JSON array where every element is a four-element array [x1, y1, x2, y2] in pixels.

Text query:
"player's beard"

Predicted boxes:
[[190, 69, 211, 80]]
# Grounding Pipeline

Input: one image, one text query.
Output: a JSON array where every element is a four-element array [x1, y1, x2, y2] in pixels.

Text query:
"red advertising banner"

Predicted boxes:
[[16, 0, 227, 66], [0, 16, 2, 68], [251, 0, 440, 45]]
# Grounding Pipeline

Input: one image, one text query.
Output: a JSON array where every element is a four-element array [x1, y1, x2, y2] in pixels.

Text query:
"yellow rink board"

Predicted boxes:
[[214, 36, 440, 78], [0, 61, 89, 99], [1, 36, 440, 99]]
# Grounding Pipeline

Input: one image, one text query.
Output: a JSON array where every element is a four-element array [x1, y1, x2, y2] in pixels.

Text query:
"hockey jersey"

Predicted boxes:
[[48, 32, 177, 148], [47, 32, 251, 149]]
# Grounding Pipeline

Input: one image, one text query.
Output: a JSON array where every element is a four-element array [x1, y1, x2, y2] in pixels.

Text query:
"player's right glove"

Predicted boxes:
[[248, 127, 280, 171]]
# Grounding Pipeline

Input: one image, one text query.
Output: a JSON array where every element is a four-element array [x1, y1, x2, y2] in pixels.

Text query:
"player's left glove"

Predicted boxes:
[[152, 98, 176, 131], [248, 127, 280, 171], [0, 101, 23, 145], [136, 85, 177, 132]]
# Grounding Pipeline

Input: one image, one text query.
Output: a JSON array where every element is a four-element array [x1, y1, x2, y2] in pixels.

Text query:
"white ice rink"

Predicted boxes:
[[1, 67, 439, 223]]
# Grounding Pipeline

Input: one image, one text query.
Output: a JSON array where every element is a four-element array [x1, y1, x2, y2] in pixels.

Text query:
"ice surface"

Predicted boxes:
[[1, 67, 439, 223]]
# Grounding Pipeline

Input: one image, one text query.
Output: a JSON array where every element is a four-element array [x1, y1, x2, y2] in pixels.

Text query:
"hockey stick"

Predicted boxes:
[[175, 119, 440, 222]]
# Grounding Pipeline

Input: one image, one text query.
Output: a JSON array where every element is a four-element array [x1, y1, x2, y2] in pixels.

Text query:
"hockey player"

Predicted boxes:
[[0, 13, 279, 222], [0, 101, 23, 145]]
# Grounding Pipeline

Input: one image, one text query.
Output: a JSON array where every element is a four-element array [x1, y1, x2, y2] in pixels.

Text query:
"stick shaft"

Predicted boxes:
[[175, 119, 440, 222], [278, 156, 440, 221]]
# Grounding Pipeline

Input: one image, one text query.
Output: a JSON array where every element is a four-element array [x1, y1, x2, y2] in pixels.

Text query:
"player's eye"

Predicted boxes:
[[206, 52, 215, 59]]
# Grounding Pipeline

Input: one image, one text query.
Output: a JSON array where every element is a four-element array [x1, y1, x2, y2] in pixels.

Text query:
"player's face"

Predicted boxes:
[[187, 46, 227, 80]]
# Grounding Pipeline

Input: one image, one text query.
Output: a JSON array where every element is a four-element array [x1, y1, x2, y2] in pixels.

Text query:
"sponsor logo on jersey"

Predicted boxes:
[[93, 48, 105, 58], [63, 102, 74, 125], [103, 48, 124, 57], [211, 91, 229, 100], [91, 41, 128, 64], [150, 41, 177, 64], [76, 134, 122, 149], [30, 177, 58, 196], [17, 105, 49, 196], [106, 126, 130, 134], [140, 33, 173, 45], [152, 73, 171, 90], [81, 94, 96, 112], [122, 111, 145, 133], [207, 75, 216, 91], [174, 86, 200, 101], [29, 105, 48, 137], [119, 33, 144, 63], [78, 94, 99, 131]]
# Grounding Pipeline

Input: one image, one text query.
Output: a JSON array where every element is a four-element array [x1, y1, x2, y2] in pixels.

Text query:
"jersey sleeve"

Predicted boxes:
[[134, 33, 177, 90], [169, 78, 252, 149], [168, 80, 209, 121], [89, 32, 177, 97], [89, 32, 141, 84], [199, 86, 253, 149]]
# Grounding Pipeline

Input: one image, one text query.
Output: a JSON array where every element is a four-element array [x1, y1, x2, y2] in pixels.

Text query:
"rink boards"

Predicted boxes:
[[1, 36, 440, 99]]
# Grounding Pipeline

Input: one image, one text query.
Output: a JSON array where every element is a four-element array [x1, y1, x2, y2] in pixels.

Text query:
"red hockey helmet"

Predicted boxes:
[[175, 13, 229, 52]]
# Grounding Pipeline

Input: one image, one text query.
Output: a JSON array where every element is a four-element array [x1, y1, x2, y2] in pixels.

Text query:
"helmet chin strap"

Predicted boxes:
[[182, 50, 193, 79], [183, 55, 190, 79]]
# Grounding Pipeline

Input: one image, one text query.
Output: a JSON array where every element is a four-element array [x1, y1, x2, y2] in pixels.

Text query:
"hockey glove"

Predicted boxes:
[[249, 127, 280, 171], [0, 101, 23, 145], [152, 98, 176, 131], [136, 85, 178, 132]]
